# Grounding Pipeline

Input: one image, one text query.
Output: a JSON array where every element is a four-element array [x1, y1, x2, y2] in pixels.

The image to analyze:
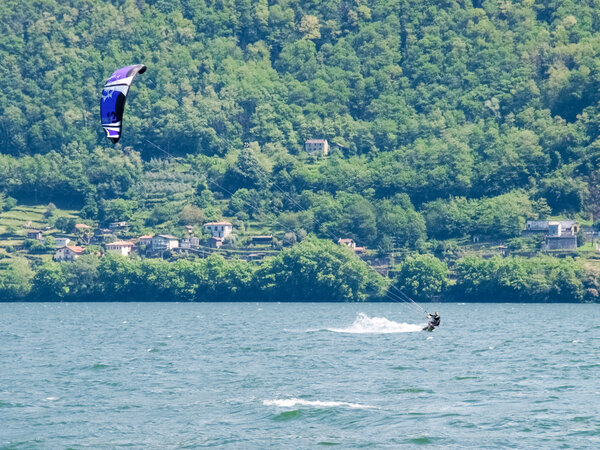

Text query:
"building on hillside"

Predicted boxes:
[[204, 222, 233, 239], [184, 225, 194, 235], [338, 238, 356, 249], [524, 220, 579, 250], [524, 220, 579, 235], [27, 230, 43, 240], [544, 220, 578, 250], [251, 235, 273, 245], [108, 221, 128, 231], [55, 237, 70, 248], [181, 237, 200, 249], [75, 223, 92, 231], [55, 245, 85, 261], [105, 240, 134, 256], [138, 235, 154, 246], [208, 236, 223, 249], [305, 139, 329, 155], [151, 234, 179, 251]]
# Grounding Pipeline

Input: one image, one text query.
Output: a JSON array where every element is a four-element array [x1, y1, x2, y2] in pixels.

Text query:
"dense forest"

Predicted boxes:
[[2, 0, 600, 302]]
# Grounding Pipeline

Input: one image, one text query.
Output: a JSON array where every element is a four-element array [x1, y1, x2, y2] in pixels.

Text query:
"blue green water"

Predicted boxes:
[[1, 302, 599, 448]]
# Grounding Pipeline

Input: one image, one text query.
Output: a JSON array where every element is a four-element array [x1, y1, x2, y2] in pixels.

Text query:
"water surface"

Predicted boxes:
[[1, 302, 599, 448]]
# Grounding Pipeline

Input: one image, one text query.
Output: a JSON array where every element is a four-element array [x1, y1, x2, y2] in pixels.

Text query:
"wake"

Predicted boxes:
[[263, 398, 375, 409], [326, 313, 423, 334]]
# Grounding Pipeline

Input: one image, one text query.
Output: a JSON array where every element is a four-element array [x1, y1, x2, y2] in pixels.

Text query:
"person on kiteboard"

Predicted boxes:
[[427, 312, 440, 328]]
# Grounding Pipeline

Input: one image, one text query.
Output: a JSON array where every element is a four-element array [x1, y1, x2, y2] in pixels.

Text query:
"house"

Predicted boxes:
[[105, 240, 134, 256], [338, 238, 356, 249], [251, 235, 273, 245], [108, 221, 128, 230], [524, 220, 579, 250], [524, 220, 579, 235], [27, 230, 43, 240], [305, 139, 329, 155], [544, 221, 578, 250], [55, 245, 85, 261], [75, 223, 92, 231], [55, 237, 70, 248], [181, 237, 200, 249], [138, 235, 154, 246], [151, 234, 179, 251], [207, 236, 223, 249], [185, 225, 194, 235], [204, 222, 233, 239]]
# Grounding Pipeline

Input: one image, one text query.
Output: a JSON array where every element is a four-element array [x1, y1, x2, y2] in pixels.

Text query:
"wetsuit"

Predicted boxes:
[[427, 314, 440, 328]]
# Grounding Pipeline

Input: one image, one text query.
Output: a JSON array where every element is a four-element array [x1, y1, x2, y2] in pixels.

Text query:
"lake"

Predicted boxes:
[[1, 302, 599, 448]]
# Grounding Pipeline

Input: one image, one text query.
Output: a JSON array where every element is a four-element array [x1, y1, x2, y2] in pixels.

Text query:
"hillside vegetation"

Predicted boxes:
[[2, 0, 600, 301]]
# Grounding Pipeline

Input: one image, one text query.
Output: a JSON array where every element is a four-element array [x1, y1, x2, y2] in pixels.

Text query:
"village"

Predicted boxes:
[[1, 138, 596, 268], [3, 211, 597, 269]]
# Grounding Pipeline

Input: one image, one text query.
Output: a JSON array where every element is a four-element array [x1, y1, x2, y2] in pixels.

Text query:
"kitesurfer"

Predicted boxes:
[[427, 312, 440, 329]]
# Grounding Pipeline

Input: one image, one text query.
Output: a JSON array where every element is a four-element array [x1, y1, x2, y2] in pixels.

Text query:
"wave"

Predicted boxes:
[[263, 398, 375, 409], [326, 313, 423, 334]]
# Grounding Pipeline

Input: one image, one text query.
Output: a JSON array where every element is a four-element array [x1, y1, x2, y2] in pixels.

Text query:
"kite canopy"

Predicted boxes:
[[100, 64, 146, 144]]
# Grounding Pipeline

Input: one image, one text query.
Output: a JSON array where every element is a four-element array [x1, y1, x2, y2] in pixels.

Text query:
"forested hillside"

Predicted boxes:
[[1, 0, 600, 253]]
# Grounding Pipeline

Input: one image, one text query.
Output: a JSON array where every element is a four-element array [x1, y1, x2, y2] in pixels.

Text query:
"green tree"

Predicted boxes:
[[394, 254, 448, 301], [257, 237, 384, 301]]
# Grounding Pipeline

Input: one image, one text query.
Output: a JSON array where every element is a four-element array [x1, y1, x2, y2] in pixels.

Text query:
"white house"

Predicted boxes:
[[55, 245, 85, 261], [204, 222, 233, 239], [106, 240, 135, 256], [151, 234, 179, 251], [305, 139, 329, 155]]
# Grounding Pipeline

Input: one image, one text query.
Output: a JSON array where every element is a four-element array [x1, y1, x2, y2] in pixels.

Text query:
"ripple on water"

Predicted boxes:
[[406, 436, 435, 445], [91, 363, 111, 370], [272, 409, 302, 421]]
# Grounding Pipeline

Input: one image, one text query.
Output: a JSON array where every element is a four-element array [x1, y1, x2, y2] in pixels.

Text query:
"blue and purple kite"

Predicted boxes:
[[100, 64, 146, 143]]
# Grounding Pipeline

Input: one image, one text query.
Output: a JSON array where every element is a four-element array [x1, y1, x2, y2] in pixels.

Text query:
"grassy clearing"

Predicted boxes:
[[0, 205, 81, 259]]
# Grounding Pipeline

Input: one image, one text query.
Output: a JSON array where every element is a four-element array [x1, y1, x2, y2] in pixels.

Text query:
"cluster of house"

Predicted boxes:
[[523, 220, 580, 250], [47, 221, 277, 261]]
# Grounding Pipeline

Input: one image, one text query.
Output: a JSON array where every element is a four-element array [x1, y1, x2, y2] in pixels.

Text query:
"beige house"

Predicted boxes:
[[204, 222, 233, 239], [305, 139, 329, 155], [55, 245, 85, 261], [106, 240, 135, 256]]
